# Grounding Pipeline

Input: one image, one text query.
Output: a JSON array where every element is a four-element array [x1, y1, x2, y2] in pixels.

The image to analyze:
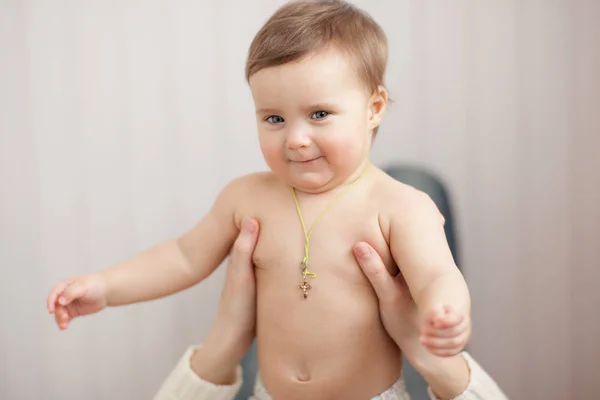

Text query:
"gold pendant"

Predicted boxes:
[[299, 262, 316, 299], [299, 278, 312, 299]]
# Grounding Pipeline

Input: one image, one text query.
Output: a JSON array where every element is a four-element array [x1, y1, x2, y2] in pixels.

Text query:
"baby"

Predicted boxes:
[[47, 1, 471, 399]]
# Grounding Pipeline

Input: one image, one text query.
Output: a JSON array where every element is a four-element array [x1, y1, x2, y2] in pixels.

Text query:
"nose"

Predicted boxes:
[[286, 124, 312, 150]]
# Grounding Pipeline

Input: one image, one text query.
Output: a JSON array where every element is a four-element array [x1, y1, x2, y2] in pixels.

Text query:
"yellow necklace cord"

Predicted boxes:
[[291, 162, 371, 279]]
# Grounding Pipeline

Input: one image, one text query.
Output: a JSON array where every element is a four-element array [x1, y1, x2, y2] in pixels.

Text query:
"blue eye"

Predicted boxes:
[[311, 111, 329, 119], [266, 115, 284, 124]]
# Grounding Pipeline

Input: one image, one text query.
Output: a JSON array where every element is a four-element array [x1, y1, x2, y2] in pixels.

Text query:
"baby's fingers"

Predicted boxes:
[[433, 306, 464, 329], [421, 328, 470, 356], [54, 305, 70, 330], [58, 281, 88, 307], [421, 329, 469, 349], [424, 315, 469, 338], [47, 279, 73, 313]]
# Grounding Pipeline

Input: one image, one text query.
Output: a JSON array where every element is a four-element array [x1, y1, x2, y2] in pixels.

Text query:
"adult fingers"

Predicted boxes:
[[229, 218, 260, 270], [353, 242, 397, 304]]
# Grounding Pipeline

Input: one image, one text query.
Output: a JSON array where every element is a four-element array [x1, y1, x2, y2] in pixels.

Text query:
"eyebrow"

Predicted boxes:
[[255, 103, 338, 115], [255, 108, 280, 115], [305, 103, 337, 112]]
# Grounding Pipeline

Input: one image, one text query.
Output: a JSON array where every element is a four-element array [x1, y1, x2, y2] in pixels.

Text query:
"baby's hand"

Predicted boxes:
[[419, 304, 470, 357], [46, 274, 108, 330]]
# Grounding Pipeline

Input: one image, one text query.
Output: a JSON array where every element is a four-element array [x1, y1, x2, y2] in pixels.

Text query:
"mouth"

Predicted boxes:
[[292, 156, 323, 165]]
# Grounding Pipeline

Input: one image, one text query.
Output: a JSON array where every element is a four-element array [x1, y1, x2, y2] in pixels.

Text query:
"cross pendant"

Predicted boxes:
[[299, 279, 312, 299], [299, 261, 316, 299]]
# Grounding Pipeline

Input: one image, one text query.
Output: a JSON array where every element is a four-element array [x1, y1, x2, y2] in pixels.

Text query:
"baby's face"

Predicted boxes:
[[249, 48, 384, 194]]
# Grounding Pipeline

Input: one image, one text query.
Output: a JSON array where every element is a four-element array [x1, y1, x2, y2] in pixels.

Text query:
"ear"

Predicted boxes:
[[368, 85, 388, 130]]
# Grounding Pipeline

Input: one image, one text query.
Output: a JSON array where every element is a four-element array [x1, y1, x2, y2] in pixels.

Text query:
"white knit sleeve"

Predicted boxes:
[[427, 352, 509, 400], [153, 346, 243, 400]]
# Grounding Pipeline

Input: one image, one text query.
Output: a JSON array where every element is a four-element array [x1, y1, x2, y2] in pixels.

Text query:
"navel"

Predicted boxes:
[[295, 370, 311, 382], [292, 360, 312, 383]]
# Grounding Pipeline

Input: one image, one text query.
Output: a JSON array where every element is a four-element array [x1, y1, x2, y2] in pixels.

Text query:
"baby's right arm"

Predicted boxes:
[[47, 176, 247, 323], [100, 176, 244, 306]]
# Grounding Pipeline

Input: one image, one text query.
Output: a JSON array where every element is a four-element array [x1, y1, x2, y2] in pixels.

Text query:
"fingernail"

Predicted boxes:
[[354, 243, 371, 259], [58, 297, 66, 305], [242, 218, 256, 233]]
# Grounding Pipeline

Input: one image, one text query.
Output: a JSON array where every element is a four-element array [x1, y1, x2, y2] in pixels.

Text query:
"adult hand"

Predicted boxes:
[[352, 242, 470, 399], [352, 243, 421, 354], [191, 218, 260, 385]]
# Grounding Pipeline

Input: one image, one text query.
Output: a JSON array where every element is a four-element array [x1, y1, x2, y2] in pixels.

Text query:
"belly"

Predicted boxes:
[[255, 269, 403, 400]]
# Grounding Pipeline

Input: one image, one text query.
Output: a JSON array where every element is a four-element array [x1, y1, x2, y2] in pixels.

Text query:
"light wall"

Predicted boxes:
[[1, 1, 598, 399]]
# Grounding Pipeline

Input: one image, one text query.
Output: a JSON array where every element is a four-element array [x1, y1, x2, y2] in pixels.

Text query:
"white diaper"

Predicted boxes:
[[249, 372, 410, 400]]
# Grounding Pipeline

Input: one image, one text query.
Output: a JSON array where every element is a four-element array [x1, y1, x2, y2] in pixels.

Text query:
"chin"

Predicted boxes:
[[290, 174, 336, 194], [269, 163, 339, 193]]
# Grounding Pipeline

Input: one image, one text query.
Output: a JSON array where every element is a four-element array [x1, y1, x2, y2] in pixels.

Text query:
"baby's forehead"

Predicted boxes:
[[250, 51, 364, 96]]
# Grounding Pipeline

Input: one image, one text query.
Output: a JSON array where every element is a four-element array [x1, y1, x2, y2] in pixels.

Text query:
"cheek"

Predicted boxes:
[[258, 133, 284, 163], [320, 123, 369, 161], [329, 136, 364, 159]]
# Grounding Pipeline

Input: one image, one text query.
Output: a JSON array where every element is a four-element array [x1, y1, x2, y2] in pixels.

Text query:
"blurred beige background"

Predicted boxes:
[[1, 1, 598, 399]]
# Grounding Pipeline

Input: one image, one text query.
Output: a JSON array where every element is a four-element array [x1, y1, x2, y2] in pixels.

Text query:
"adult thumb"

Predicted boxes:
[[230, 218, 260, 265], [353, 242, 396, 303]]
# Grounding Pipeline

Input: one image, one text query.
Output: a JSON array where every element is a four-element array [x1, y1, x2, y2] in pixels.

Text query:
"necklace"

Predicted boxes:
[[291, 162, 370, 299]]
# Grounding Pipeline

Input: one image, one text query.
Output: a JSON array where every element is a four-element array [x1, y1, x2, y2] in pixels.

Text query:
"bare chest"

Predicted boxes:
[[247, 197, 395, 296]]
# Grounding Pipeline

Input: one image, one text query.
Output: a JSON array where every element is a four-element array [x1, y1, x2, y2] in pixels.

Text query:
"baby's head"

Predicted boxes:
[[246, 0, 389, 193]]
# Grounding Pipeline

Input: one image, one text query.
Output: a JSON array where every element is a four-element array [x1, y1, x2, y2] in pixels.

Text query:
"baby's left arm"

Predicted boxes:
[[388, 190, 471, 357]]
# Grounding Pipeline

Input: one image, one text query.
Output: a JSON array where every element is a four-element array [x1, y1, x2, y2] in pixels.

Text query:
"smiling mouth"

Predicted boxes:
[[293, 156, 322, 164]]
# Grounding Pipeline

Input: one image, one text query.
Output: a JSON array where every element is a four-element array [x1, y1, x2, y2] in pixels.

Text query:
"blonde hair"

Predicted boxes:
[[246, 0, 388, 111]]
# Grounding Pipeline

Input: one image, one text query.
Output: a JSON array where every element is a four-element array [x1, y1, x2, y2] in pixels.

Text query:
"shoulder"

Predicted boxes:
[[216, 170, 279, 198], [371, 168, 445, 237], [212, 170, 280, 226]]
